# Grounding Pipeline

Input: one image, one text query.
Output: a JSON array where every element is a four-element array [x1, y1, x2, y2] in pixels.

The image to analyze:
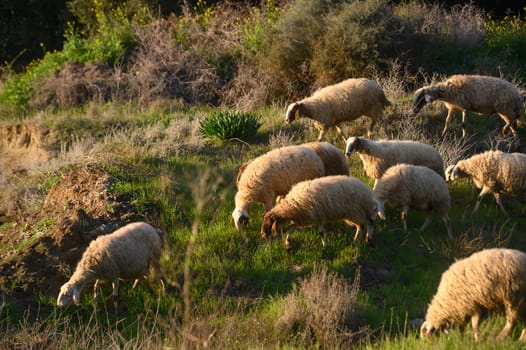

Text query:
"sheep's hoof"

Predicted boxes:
[[365, 237, 375, 248]]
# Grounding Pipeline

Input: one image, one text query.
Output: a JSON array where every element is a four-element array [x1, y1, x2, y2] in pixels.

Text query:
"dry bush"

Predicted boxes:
[[31, 62, 123, 109], [276, 266, 366, 347]]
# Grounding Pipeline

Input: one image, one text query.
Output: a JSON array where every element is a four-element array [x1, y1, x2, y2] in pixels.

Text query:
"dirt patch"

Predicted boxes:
[[0, 167, 140, 311]]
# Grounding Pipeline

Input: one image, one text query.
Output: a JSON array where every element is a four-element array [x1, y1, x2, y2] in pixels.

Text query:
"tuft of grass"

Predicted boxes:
[[199, 110, 262, 142]]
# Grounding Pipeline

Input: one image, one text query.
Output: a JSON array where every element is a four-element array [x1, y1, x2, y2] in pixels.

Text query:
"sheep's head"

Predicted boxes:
[[411, 87, 436, 116], [285, 102, 304, 123], [420, 321, 438, 338], [445, 164, 465, 182], [345, 136, 361, 157], [232, 208, 249, 231], [260, 212, 282, 238], [57, 282, 81, 307]]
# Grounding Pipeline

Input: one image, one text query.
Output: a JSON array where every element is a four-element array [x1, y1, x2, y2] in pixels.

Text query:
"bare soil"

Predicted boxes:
[[0, 123, 140, 312]]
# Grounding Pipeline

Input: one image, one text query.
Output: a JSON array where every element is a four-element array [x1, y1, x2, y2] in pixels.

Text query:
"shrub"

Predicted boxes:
[[199, 110, 262, 142], [276, 266, 365, 347]]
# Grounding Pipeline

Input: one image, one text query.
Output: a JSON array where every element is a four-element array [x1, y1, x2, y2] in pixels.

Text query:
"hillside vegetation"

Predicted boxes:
[[0, 0, 526, 348]]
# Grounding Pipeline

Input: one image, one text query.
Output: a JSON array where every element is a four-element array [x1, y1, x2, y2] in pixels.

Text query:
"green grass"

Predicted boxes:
[[1, 103, 526, 349]]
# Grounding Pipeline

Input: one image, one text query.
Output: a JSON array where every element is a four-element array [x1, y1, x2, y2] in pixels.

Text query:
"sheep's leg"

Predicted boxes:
[[353, 224, 363, 242], [334, 124, 347, 143], [317, 126, 329, 142], [111, 279, 120, 314], [471, 312, 481, 341], [93, 279, 101, 310], [461, 110, 468, 138], [473, 187, 491, 214], [442, 215, 454, 240], [365, 223, 374, 246], [493, 193, 509, 217], [497, 306, 518, 340], [442, 108, 456, 136], [419, 214, 433, 231], [401, 207, 408, 231], [284, 225, 297, 251], [498, 113, 514, 136], [368, 117, 377, 138], [318, 224, 326, 249]]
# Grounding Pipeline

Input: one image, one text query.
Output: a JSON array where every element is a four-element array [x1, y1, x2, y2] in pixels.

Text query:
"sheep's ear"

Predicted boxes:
[[294, 103, 303, 118], [236, 160, 251, 187], [271, 219, 280, 236]]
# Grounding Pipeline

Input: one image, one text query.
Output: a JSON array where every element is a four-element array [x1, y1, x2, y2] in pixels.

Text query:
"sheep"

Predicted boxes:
[[445, 150, 526, 216], [301, 141, 350, 176], [260, 175, 378, 249], [57, 221, 166, 313], [420, 248, 526, 342], [373, 164, 453, 239], [411, 74, 525, 138], [235, 141, 348, 188], [345, 136, 445, 186], [285, 78, 391, 142], [232, 145, 325, 231]]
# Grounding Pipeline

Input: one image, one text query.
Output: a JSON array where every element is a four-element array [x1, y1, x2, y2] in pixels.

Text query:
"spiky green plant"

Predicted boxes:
[[199, 110, 262, 141]]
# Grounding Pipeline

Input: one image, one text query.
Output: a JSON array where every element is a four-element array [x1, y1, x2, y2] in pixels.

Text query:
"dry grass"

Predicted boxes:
[[276, 266, 368, 347]]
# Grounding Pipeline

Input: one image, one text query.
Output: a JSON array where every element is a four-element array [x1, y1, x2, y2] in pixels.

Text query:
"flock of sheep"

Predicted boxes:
[[57, 74, 526, 342]]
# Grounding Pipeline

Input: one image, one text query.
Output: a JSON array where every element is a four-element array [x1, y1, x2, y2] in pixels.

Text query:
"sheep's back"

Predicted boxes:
[[444, 75, 523, 115], [374, 164, 450, 213], [304, 78, 388, 124], [361, 140, 443, 179], [302, 141, 349, 176], [278, 175, 376, 225], [237, 146, 324, 201], [83, 222, 161, 280]]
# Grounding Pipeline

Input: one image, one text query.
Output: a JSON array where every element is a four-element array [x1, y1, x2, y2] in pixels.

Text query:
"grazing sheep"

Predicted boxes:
[[345, 136, 444, 184], [445, 150, 526, 216], [232, 145, 325, 231], [285, 78, 391, 142], [57, 222, 166, 312], [373, 164, 453, 239], [234, 141, 348, 188], [260, 175, 378, 249], [421, 248, 526, 341], [411, 74, 525, 138]]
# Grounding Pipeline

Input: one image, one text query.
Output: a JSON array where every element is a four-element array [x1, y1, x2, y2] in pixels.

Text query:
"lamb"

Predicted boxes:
[[285, 78, 391, 142], [420, 248, 526, 341], [57, 221, 166, 312], [234, 141, 348, 188], [260, 175, 378, 249], [445, 150, 526, 216], [411, 74, 525, 138], [345, 136, 444, 184], [373, 164, 453, 239], [232, 145, 325, 231]]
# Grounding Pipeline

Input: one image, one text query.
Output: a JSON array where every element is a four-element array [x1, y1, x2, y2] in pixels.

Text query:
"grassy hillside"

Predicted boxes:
[[0, 99, 525, 349]]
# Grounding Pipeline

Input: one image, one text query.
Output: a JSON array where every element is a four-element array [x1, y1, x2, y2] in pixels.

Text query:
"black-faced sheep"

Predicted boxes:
[[445, 150, 526, 216], [57, 221, 166, 312], [285, 78, 391, 142], [411, 74, 525, 138], [232, 145, 325, 231], [345, 136, 445, 185], [260, 175, 378, 249], [373, 164, 453, 239], [421, 248, 526, 341]]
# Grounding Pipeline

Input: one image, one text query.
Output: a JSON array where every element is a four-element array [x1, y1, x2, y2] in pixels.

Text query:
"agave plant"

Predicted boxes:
[[199, 110, 262, 141]]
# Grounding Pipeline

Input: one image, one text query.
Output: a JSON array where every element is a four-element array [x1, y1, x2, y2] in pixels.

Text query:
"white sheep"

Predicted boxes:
[[57, 221, 166, 312], [260, 175, 378, 249], [345, 136, 445, 185], [411, 74, 525, 138], [373, 164, 453, 239], [232, 145, 325, 231], [285, 78, 391, 142], [234, 141, 348, 188], [445, 150, 526, 216], [421, 248, 526, 341]]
